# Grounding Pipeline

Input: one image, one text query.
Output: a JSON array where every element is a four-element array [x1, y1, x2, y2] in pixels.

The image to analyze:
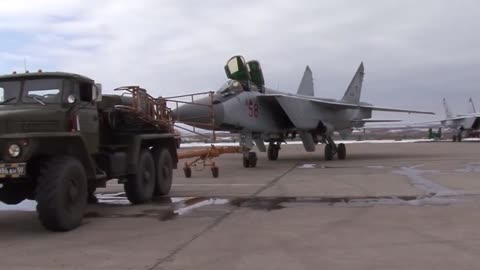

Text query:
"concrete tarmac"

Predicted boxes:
[[1, 142, 480, 270]]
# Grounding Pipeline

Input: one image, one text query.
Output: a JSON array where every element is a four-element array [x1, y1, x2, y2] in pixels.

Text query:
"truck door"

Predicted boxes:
[[75, 81, 100, 154]]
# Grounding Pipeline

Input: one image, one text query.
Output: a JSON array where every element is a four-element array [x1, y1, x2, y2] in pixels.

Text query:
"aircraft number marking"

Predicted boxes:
[[248, 99, 259, 118]]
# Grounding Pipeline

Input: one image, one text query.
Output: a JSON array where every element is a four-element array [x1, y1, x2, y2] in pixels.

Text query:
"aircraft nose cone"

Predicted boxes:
[[172, 97, 223, 130]]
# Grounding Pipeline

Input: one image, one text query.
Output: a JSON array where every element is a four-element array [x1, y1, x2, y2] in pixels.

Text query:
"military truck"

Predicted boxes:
[[0, 71, 178, 232]]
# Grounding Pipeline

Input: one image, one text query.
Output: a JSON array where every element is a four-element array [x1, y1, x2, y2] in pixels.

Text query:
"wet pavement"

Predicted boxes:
[[1, 142, 480, 270]]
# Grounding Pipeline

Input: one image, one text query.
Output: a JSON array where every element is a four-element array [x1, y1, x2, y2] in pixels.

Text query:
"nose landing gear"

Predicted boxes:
[[243, 152, 258, 168]]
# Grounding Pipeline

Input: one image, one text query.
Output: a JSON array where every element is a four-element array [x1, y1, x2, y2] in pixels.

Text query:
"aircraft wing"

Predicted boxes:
[[355, 105, 434, 114], [261, 94, 435, 115]]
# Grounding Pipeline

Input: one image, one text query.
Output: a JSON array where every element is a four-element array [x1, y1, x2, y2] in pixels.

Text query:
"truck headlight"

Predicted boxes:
[[8, 144, 21, 158]]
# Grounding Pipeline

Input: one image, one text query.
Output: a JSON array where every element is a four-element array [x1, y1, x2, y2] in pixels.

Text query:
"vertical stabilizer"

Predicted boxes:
[[341, 62, 364, 104], [468, 97, 476, 114], [443, 98, 454, 119], [297, 66, 314, 96]]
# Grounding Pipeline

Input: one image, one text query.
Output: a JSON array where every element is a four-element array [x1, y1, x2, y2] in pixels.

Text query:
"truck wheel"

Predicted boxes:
[[0, 184, 28, 205], [36, 157, 87, 232], [124, 150, 155, 204], [154, 149, 173, 196]]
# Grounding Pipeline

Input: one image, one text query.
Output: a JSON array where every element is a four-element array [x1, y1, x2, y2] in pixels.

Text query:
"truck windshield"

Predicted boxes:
[[0, 81, 21, 105], [22, 79, 62, 104]]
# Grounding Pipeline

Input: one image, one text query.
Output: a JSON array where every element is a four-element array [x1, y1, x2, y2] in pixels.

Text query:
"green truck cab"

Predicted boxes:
[[0, 71, 178, 231]]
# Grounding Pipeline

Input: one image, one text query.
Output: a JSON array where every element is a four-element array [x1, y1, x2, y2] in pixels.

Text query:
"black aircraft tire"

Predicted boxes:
[[337, 143, 347, 160], [452, 135, 457, 142], [184, 167, 192, 178], [124, 150, 155, 204], [243, 156, 250, 168], [248, 152, 258, 168], [211, 167, 219, 178], [324, 145, 334, 161], [153, 149, 173, 196], [36, 157, 87, 232], [267, 145, 279, 161]]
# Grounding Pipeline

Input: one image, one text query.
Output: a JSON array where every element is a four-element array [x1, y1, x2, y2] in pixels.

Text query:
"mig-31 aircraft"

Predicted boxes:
[[174, 55, 434, 167]]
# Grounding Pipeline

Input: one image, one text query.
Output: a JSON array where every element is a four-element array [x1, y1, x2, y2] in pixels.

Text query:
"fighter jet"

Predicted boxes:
[[173, 55, 434, 167], [437, 98, 480, 141]]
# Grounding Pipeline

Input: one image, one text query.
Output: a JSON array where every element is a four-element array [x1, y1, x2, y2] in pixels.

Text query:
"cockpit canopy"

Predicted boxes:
[[224, 55, 265, 89]]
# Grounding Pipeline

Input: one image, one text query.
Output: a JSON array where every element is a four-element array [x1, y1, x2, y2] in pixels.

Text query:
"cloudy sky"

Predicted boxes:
[[1, 0, 479, 122]]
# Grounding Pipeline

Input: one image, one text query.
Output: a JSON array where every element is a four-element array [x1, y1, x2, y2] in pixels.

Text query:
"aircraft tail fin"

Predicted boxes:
[[341, 62, 364, 104], [297, 66, 314, 96], [468, 97, 476, 114], [443, 98, 454, 119]]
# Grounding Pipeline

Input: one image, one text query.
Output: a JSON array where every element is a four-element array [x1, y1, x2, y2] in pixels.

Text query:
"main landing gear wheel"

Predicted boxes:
[[324, 144, 334, 161], [243, 152, 258, 168], [267, 143, 280, 161], [452, 135, 457, 142], [337, 143, 347, 160]]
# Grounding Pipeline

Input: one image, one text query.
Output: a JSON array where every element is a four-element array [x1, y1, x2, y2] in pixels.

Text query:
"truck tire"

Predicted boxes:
[[153, 149, 173, 196], [124, 150, 155, 204], [36, 157, 87, 232]]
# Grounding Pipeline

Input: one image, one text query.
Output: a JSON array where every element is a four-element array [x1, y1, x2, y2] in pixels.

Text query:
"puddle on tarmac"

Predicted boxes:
[[0, 193, 469, 220], [231, 195, 463, 209], [85, 194, 230, 221], [85, 192, 466, 222]]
